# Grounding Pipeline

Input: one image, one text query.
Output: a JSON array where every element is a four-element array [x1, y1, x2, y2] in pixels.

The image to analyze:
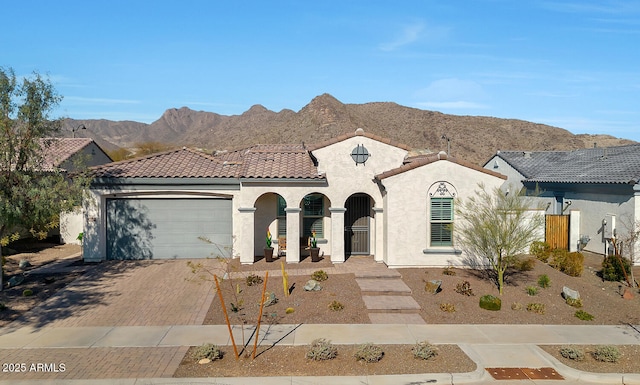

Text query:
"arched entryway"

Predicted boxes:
[[344, 193, 373, 256]]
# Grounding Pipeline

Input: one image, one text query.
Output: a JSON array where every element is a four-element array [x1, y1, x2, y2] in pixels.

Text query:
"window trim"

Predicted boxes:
[[430, 197, 453, 247]]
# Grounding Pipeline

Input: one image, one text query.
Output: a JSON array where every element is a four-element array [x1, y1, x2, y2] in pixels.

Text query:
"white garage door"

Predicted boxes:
[[106, 198, 232, 260]]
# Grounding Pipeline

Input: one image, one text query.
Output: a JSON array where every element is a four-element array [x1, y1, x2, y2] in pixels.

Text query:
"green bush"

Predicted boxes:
[[412, 341, 438, 360], [22, 289, 34, 297], [191, 343, 223, 361], [442, 265, 456, 276], [560, 346, 585, 361], [354, 343, 384, 363], [537, 274, 551, 288], [479, 295, 501, 311], [0, 303, 6, 311], [526, 286, 539, 296], [311, 270, 329, 282], [549, 250, 583, 277], [511, 302, 523, 310], [306, 338, 338, 361], [526, 303, 545, 314], [530, 241, 552, 262], [575, 310, 594, 321], [592, 345, 621, 363], [601, 255, 631, 282], [514, 256, 536, 271], [565, 297, 583, 308]]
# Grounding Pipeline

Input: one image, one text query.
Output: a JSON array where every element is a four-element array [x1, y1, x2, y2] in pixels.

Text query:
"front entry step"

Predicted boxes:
[[356, 278, 412, 296], [362, 295, 421, 313]]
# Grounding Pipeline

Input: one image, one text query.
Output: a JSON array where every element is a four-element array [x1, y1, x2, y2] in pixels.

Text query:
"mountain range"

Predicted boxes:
[[62, 93, 635, 165]]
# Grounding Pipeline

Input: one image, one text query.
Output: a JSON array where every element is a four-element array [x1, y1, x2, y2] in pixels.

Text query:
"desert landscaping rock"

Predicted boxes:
[[304, 279, 322, 291], [424, 279, 442, 294], [562, 286, 580, 300]]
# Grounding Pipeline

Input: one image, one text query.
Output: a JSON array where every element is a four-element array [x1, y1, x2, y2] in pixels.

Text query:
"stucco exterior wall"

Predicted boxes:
[[380, 159, 505, 268], [83, 185, 240, 261]]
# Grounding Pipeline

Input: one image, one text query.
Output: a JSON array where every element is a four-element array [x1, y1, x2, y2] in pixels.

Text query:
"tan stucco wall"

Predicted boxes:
[[380, 159, 505, 268]]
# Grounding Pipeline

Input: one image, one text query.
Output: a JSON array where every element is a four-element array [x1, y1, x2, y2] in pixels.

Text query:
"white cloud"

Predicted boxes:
[[378, 21, 448, 51]]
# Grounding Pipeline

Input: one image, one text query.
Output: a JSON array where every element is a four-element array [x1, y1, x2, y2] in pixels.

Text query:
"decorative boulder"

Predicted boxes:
[[19, 259, 32, 269], [304, 279, 322, 291], [479, 294, 501, 311], [424, 280, 442, 294], [6, 275, 25, 288], [263, 292, 278, 307], [562, 286, 580, 301]]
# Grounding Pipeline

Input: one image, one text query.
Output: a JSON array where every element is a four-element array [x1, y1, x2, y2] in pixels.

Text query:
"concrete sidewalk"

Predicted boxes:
[[1, 323, 639, 384]]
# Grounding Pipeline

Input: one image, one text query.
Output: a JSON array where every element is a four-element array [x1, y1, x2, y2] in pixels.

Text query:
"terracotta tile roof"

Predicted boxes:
[[91, 148, 239, 178], [375, 152, 507, 181], [307, 128, 412, 152], [40, 138, 94, 171], [217, 144, 323, 179], [91, 145, 324, 180]]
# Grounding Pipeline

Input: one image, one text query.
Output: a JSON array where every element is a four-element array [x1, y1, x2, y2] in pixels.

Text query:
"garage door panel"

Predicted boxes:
[[107, 198, 232, 260]]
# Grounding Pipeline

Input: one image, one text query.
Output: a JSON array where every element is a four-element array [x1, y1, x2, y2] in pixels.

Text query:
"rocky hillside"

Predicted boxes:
[[62, 93, 635, 165]]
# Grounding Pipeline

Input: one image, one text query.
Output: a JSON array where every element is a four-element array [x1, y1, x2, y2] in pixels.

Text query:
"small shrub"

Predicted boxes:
[[306, 338, 338, 361], [412, 340, 438, 360], [526, 303, 545, 315], [354, 343, 384, 363], [511, 302, 523, 311], [285, 307, 295, 314], [526, 286, 539, 296], [601, 255, 631, 282], [559, 346, 585, 361], [479, 294, 501, 311], [592, 345, 621, 363], [0, 303, 6, 311], [514, 256, 536, 271], [530, 241, 552, 262], [565, 297, 583, 308], [575, 310, 594, 321], [245, 274, 263, 286], [549, 250, 584, 277], [455, 281, 474, 296], [328, 300, 344, 311], [22, 289, 34, 297], [442, 265, 456, 276], [537, 274, 551, 288], [191, 343, 223, 361], [311, 270, 328, 282], [439, 303, 456, 312]]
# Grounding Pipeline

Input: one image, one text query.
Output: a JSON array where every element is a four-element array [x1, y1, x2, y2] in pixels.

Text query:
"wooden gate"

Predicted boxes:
[[546, 215, 569, 250]]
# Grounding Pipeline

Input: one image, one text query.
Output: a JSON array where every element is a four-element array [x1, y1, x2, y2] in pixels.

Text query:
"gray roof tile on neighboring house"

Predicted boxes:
[[495, 144, 640, 184]]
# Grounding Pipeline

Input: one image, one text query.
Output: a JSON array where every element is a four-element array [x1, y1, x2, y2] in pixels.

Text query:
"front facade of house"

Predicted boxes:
[[84, 129, 506, 267], [485, 145, 640, 263]]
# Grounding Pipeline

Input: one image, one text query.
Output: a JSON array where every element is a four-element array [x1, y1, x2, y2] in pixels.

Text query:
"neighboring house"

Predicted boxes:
[[84, 129, 506, 267], [42, 138, 113, 244], [484, 144, 640, 263]]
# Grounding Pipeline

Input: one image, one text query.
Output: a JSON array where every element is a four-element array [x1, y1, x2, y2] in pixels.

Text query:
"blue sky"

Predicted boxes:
[[4, 1, 640, 141]]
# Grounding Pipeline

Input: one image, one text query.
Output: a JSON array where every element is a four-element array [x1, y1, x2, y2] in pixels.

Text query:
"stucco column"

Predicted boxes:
[[373, 207, 384, 263], [569, 210, 580, 252], [330, 207, 346, 263], [238, 207, 256, 264], [285, 207, 301, 263]]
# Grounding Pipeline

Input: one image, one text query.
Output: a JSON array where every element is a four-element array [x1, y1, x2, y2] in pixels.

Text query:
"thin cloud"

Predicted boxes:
[[414, 78, 489, 110], [379, 23, 423, 51]]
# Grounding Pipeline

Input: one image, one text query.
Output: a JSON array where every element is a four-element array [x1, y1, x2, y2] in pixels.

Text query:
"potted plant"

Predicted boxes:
[[264, 228, 275, 262], [309, 231, 320, 262]]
